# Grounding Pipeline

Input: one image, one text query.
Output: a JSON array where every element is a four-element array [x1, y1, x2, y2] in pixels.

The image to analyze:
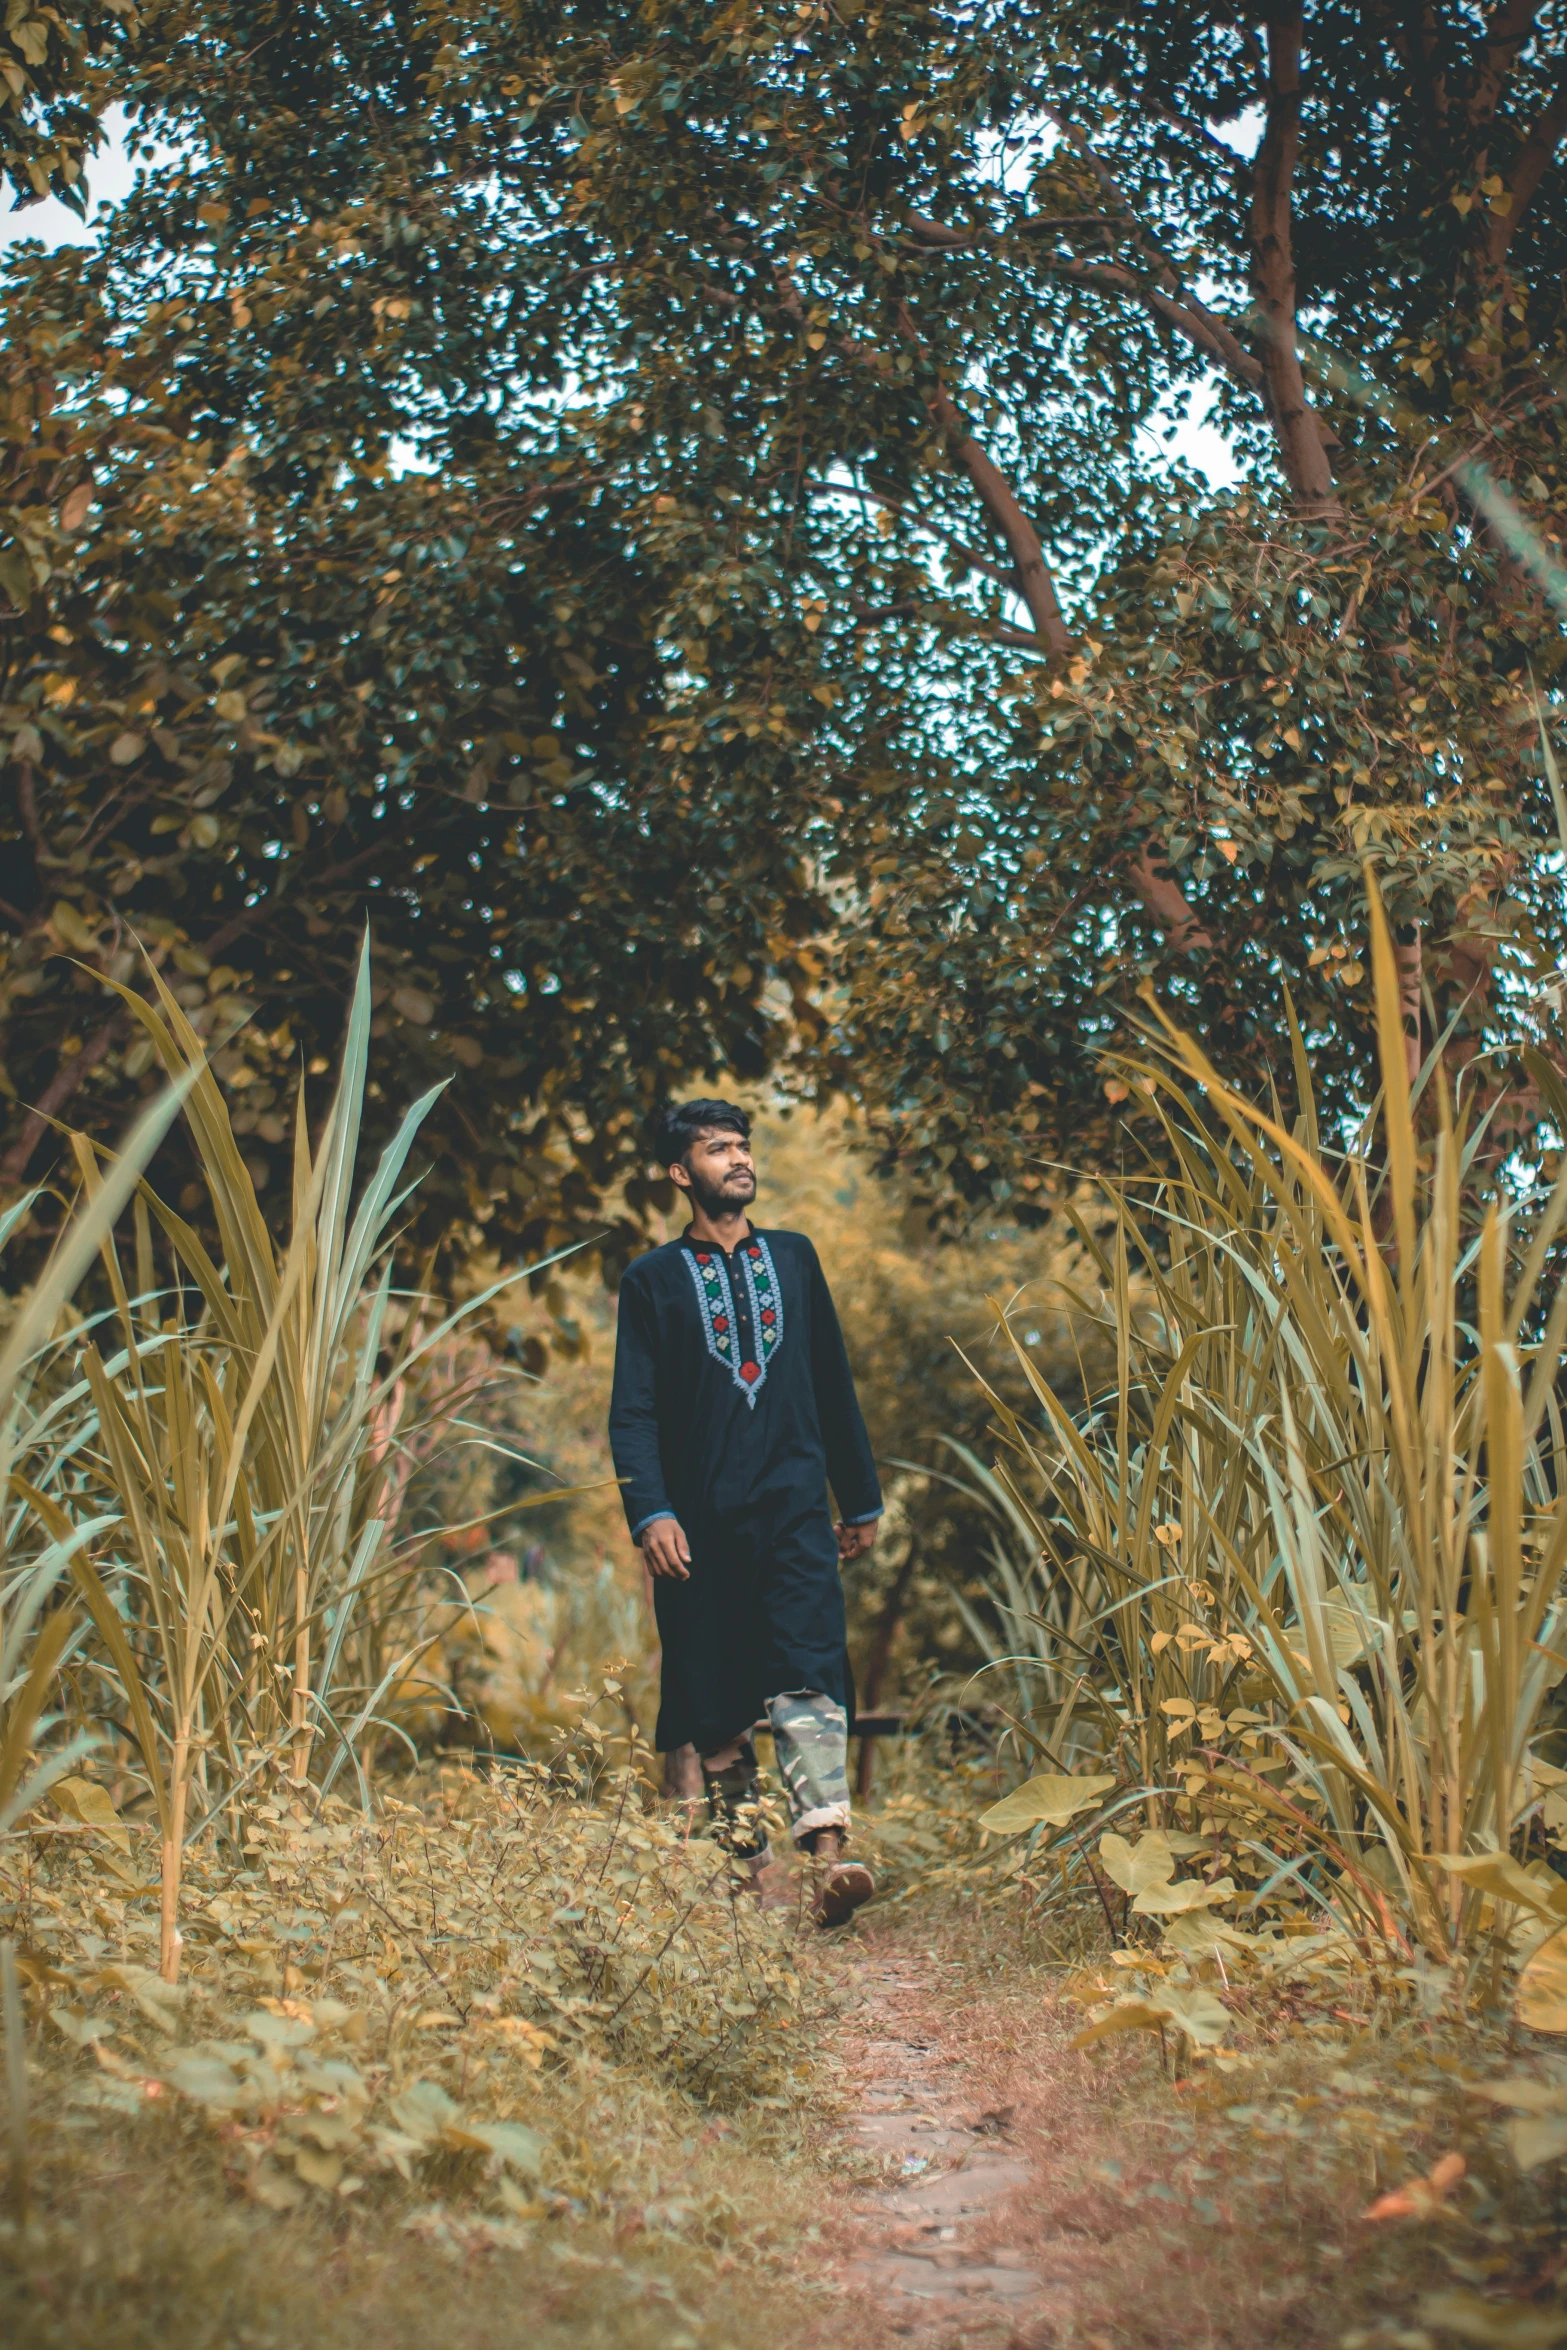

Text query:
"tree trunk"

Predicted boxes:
[[1249, 11, 1341, 513]]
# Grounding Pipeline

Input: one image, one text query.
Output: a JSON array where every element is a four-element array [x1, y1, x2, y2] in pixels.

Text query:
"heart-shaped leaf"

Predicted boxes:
[[978, 1773, 1115, 1835], [1517, 1927, 1567, 2033]]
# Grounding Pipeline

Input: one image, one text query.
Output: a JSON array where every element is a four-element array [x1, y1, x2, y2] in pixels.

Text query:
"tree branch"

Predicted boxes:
[[1031, 108, 1265, 375], [1, 1009, 128, 1184], [1467, 0, 1541, 130], [1393, 927, 1423, 1087], [779, 264, 1213, 949], [14, 760, 40, 850], [889, 304, 1072, 654], [810, 477, 1019, 586], [901, 211, 1108, 248], [845, 592, 1053, 653], [1391, 1, 1452, 132], [0, 846, 383, 1185], [924, 387, 1073, 654], [1249, 12, 1341, 512], [1488, 59, 1567, 260], [775, 255, 1075, 657], [1037, 103, 1163, 247], [1040, 255, 1265, 390], [900, 200, 1265, 390], [902, 202, 1267, 392], [1129, 846, 1215, 956]]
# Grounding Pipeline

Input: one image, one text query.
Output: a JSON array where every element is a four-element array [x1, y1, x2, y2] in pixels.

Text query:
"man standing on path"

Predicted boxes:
[[609, 1100, 882, 1925]]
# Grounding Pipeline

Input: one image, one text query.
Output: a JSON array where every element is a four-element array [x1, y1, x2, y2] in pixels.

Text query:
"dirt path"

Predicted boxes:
[[826, 1949, 1065, 2347], [814, 1925, 1546, 2350]]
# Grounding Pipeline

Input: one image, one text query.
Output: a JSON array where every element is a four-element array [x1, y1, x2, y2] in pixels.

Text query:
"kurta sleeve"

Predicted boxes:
[[608, 1272, 675, 1537], [806, 1244, 883, 1524]]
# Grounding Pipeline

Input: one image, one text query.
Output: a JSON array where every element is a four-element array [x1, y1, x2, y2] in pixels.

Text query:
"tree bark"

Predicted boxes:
[[921, 387, 1074, 655], [782, 265, 1214, 946], [291, 1555, 312, 1784], [1488, 64, 1567, 262], [160, 1727, 189, 1983], [1130, 846, 1216, 956], [0, 1010, 127, 1185], [1249, 12, 1341, 513], [1393, 927, 1424, 1088], [889, 304, 1073, 654], [1467, 0, 1544, 132], [0, 849, 381, 1186], [1037, 254, 1266, 391]]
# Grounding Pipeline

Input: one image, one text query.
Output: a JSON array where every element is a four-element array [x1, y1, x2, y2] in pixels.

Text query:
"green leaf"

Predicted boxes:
[[1098, 1831, 1176, 1896], [978, 1773, 1115, 1835]]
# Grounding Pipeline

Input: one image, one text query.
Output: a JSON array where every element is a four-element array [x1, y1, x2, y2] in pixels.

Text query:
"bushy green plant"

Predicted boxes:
[[6, 941, 587, 1978], [968, 876, 1567, 1994]]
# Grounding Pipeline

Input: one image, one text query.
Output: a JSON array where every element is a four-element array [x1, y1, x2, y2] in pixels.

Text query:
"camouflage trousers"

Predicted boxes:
[[699, 1689, 850, 1852], [766, 1689, 851, 1844]]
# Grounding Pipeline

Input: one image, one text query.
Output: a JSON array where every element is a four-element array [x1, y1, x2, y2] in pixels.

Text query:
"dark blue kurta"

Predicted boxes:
[[608, 1226, 882, 1753]]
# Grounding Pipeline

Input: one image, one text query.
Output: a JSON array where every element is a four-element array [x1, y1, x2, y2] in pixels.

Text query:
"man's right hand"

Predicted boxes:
[[639, 1517, 692, 1580]]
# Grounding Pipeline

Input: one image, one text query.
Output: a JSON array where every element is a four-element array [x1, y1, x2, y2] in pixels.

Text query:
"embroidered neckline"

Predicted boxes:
[[683, 1234, 784, 1407]]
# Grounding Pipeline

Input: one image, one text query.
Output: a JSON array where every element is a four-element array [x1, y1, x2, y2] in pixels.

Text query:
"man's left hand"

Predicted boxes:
[[836, 1519, 878, 1563]]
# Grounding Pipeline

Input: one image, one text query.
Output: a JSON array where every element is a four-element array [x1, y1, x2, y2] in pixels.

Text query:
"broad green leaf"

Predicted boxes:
[[1419, 2293, 1567, 2347], [390, 2079, 460, 2142], [1099, 1831, 1177, 1896], [1161, 1912, 1257, 1957], [48, 2004, 114, 2048], [92, 1964, 186, 2031], [1436, 1854, 1567, 1924], [294, 2147, 345, 2192], [162, 2054, 249, 2109], [1517, 1929, 1567, 2034], [1509, 2115, 1567, 2171], [1071, 1981, 1230, 2051], [1152, 1982, 1231, 2047], [1283, 1599, 1382, 1673], [978, 1773, 1115, 1835], [51, 1774, 131, 1855], [1469, 2077, 1567, 2114], [1069, 1998, 1173, 2051], [1131, 1874, 1236, 1917], [463, 2120, 545, 2176]]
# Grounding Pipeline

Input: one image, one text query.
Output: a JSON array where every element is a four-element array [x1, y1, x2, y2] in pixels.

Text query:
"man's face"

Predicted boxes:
[[671, 1126, 757, 1216]]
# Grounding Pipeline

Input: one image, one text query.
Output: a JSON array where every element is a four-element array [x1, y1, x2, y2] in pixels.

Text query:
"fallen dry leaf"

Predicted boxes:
[[1363, 2149, 1466, 2220]]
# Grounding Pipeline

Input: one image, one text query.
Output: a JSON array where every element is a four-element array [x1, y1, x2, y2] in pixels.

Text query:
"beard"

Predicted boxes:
[[685, 1164, 757, 1219]]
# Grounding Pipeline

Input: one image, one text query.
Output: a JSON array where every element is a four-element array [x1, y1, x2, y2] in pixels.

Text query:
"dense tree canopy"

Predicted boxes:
[[2, 0, 1565, 1256]]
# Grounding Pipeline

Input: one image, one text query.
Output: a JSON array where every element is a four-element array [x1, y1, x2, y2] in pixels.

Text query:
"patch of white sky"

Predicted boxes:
[[0, 106, 167, 253]]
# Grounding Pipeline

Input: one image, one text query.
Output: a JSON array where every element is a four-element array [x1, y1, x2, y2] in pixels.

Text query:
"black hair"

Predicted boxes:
[[652, 1098, 751, 1168]]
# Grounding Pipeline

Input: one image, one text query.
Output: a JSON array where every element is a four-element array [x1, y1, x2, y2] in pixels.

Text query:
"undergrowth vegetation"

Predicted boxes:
[[0, 1739, 839, 2349]]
